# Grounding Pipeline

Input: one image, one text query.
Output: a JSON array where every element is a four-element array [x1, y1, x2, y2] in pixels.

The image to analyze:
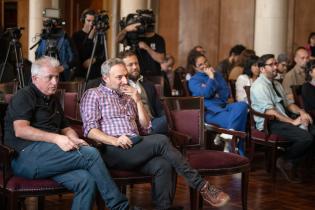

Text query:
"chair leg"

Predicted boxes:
[[271, 147, 277, 182], [189, 187, 199, 210], [241, 171, 249, 210], [249, 143, 256, 170], [38, 196, 45, 210]]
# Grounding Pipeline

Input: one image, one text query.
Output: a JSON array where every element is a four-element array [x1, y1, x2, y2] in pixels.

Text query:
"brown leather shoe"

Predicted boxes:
[[200, 182, 230, 207]]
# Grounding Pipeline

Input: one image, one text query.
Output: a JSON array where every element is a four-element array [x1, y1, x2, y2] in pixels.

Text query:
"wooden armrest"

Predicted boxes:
[[66, 116, 83, 125], [86, 138, 103, 148], [0, 144, 16, 166], [205, 123, 246, 139], [169, 129, 192, 148]]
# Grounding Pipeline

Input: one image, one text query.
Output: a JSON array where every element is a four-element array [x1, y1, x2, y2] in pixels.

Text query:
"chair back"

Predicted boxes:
[[58, 81, 82, 119], [291, 85, 304, 109], [0, 81, 18, 103], [163, 97, 205, 148]]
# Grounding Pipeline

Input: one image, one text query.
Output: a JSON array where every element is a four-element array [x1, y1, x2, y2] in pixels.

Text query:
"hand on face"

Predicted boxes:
[[120, 85, 141, 103], [204, 67, 215, 79]]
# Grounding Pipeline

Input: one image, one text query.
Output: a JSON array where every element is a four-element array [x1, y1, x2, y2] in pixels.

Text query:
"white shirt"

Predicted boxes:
[[235, 74, 254, 103]]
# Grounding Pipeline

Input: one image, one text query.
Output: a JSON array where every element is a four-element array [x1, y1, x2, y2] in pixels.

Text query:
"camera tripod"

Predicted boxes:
[[83, 30, 108, 92], [0, 36, 25, 88]]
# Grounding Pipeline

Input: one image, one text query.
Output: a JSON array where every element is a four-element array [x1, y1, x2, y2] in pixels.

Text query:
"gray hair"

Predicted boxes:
[[31, 56, 60, 76], [101, 58, 126, 76]]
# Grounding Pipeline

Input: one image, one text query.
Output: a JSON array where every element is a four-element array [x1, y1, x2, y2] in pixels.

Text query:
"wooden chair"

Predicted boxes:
[[163, 97, 249, 210], [244, 86, 289, 181], [58, 81, 83, 120], [180, 81, 246, 151]]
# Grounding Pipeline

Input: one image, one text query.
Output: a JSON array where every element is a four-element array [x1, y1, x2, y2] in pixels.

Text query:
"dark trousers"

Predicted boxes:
[[269, 121, 315, 164], [101, 134, 205, 210]]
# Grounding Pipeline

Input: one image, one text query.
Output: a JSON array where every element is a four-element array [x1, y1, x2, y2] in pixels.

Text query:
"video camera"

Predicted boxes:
[[4, 27, 24, 40], [41, 8, 66, 40], [93, 10, 110, 32], [119, 9, 155, 48]]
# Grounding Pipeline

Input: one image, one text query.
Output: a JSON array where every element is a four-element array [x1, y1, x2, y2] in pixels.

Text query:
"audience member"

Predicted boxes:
[[235, 55, 259, 103], [118, 50, 168, 134], [72, 9, 106, 81], [117, 10, 165, 76], [301, 60, 315, 117], [80, 58, 230, 210], [228, 49, 256, 81], [216, 44, 246, 81], [188, 51, 248, 155], [250, 54, 315, 183], [306, 32, 315, 60], [4, 56, 136, 210], [282, 47, 309, 103], [185, 45, 206, 81], [275, 53, 290, 82]]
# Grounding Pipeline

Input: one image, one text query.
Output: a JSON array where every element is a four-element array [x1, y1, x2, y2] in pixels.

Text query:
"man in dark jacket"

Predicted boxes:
[[119, 50, 168, 134]]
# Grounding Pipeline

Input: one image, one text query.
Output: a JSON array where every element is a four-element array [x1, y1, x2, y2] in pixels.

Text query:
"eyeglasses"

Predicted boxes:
[[264, 62, 278, 67], [196, 61, 209, 68]]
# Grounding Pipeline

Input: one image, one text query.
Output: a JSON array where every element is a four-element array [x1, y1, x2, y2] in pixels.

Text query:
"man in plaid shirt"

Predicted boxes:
[[80, 58, 230, 210]]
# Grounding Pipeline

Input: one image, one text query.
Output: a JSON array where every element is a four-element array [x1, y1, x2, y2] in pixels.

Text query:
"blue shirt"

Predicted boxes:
[[188, 71, 230, 114], [250, 74, 291, 130]]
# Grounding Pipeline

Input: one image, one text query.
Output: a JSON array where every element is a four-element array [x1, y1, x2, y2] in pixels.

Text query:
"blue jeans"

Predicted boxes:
[[151, 115, 168, 135], [11, 142, 129, 210]]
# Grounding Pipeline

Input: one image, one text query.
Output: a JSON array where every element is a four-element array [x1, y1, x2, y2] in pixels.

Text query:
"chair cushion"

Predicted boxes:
[[0, 172, 65, 192], [186, 150, 249, 170], [251, 129, 287, 142]]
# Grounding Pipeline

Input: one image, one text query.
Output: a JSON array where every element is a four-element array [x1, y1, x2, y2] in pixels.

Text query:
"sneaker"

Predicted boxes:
[[213, 134, 221, 145], [200, 182, 230, 207], [220, 133, 233, 140], [223, 141, 231, 152]]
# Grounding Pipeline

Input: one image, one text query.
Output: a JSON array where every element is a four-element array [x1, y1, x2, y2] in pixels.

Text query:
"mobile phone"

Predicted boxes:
[[128, 135, 143, 145]]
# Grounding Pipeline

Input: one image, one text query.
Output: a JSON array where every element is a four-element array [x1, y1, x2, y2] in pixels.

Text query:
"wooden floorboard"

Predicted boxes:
[[38, 154, 315, 210]]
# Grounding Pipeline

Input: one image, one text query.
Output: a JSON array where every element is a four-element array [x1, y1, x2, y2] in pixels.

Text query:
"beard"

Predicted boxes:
[[128, 71, 140, 81]]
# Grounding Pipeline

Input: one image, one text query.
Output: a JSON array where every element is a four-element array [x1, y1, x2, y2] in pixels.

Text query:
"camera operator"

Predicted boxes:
[[35, 12, 77, 81], [117, 10, 166, 76], [72, 9, 106, 81]]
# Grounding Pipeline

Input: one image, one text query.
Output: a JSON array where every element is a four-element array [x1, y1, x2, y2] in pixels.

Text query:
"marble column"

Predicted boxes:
[[254, 0, 288, 56]]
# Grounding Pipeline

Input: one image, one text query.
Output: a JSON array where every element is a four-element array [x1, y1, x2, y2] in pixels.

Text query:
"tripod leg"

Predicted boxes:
[[83, 34, 98, 93], [0, 43, 12, 82], [14, 42, 25, 88]]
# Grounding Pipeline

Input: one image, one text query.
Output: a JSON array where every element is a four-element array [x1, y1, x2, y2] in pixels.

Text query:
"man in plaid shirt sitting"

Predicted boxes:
[[80, 58, 230, 210]]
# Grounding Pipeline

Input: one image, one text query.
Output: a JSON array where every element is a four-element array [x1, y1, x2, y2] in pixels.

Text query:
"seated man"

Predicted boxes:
[[188, 51, 248, 155], [118, 50, 168, 134], [4, 56, 136, 210], [282, 47, 309, 103], [251, 54, 315, 183], [80, 58, 230, 210]]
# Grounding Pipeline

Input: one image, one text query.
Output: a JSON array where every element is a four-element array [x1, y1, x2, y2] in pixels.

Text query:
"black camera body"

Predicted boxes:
[[93, 11, 110, 32], [120, 9, 155, 48], [41, 8, 66, 40], [5, 27, 24, 40]]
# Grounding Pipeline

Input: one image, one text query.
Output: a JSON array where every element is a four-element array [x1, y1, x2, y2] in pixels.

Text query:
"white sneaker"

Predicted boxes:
[[213, 134, 222, 145], [223, 141, 231, 152], [220, 133, 233, 140]]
